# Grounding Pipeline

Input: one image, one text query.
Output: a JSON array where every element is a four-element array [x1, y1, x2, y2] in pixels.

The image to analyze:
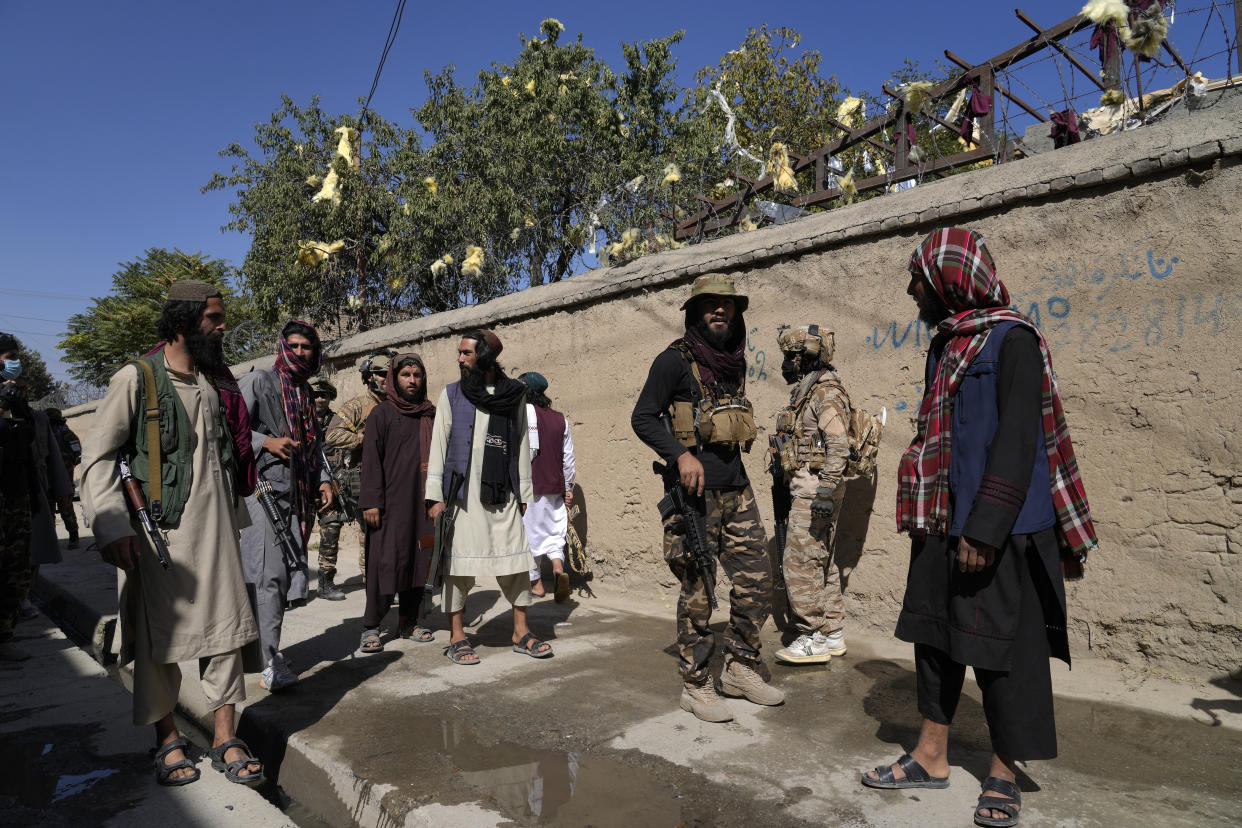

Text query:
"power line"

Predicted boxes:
[[0, 287, 92, 301], [357, 0, 408, 129], [0, 312, 67, 324]]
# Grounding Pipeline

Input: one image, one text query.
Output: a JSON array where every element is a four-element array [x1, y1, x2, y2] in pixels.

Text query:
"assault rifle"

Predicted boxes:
[[254, 479, 306, 572], [425, 470, 465, 595], [318, 446, 357, 521], [653, 459, 718, 611], [118, 457, 171, 569]]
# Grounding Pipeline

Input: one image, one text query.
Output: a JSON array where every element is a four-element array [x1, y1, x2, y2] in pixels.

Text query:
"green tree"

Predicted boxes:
[[59, 249, 252, 383], [203, 97, 414, 326], [17, 346, 57, 401], [684, 26, 848, 182], [206, 19, 694, 316]]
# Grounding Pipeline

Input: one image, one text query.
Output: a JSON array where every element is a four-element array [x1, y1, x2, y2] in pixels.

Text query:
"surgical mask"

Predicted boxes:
[[0, 359, 21, 381]]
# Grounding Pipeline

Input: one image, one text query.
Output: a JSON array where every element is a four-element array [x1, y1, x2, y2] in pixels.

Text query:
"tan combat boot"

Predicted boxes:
[[680, 681, 734, 723], [719, 656, 785, 706]]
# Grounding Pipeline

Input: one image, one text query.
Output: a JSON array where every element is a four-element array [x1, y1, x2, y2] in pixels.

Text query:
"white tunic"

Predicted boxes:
[[425, 386, 534, 577]]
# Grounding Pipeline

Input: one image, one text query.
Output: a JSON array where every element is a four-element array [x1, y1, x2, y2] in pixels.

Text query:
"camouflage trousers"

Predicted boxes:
[[662, 485, 772, 685], [55, 493, 78, 540], [783, 492, 846, 636], [0, 494, 33, 642], [342, 468, 365, 574], [316, 507, 345, 578]]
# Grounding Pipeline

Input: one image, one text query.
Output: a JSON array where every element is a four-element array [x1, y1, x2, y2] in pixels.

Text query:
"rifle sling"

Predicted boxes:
[[132, 358, 163, 521]]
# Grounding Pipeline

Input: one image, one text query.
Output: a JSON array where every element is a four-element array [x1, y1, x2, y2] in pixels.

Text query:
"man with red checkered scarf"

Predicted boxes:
[[862, 228, 1097, 828]]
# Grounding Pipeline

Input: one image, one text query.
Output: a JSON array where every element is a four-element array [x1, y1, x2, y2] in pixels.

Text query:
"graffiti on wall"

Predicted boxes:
[[866, 248, 1242, 411], [746, 326, 769, 382]]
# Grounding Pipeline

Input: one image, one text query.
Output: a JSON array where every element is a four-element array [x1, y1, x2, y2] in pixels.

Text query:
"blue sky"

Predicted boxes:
[[0, 1, 1230, 381]]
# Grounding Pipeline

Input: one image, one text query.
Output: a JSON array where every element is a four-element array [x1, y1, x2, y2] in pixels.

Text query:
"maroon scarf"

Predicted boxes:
[[273, 321, 321, 543], [679, 324, 745, 388], [384, 353, 436, 418]]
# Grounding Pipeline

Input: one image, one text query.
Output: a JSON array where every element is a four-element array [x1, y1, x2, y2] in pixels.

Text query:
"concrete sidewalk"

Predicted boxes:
[[31, 523, 1242, 827], [0, 605, 292, 827]]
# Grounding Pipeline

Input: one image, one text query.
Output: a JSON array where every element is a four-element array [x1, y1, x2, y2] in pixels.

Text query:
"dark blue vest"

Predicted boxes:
[[928, 321, 1056, 537], [443, 382, 521, 502]]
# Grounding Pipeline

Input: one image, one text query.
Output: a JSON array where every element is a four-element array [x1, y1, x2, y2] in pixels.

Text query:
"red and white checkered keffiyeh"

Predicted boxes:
[[896, 228, 1097, 569], [273, 320, 321, 543]]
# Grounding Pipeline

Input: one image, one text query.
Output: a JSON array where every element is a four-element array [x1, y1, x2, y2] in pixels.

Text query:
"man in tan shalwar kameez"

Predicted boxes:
[[81, 281, 263, 787]]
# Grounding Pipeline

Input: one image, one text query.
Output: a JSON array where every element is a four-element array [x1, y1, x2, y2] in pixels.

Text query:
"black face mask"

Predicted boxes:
[[781, 353, 801, 385]]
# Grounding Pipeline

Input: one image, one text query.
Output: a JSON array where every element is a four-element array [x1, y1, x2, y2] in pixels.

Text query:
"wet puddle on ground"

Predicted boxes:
[[0, 737, 120, 809], [364, 714, 685, 825]]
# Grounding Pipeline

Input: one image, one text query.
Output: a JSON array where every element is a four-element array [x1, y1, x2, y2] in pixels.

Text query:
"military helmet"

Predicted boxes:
[[358, 349, 394, 376], [679, 272, 749, 313], [309, 375, 337, 400], [777, 324, 835, 366]]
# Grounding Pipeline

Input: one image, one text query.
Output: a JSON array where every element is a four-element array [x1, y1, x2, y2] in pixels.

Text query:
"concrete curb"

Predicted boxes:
[[33, 570, 116, 664]]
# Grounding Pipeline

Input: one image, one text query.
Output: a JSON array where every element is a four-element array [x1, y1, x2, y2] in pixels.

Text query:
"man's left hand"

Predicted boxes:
[[318, 482, 335, 512], [810, 486, 835, 522], [957, 536, 996, 573]]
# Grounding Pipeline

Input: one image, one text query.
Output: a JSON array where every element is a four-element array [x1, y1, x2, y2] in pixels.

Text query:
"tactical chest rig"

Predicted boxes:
[[667, 342, 757, 452], [771, 371, 883, 480], [771, 371, 835, 476]]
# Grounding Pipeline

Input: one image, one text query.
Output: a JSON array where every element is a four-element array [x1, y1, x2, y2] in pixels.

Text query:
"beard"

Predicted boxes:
[[693, 317, 734, 348], [186, 329, 225, 371], [917, 291, 952, 329], [398, 383, 423, 402]]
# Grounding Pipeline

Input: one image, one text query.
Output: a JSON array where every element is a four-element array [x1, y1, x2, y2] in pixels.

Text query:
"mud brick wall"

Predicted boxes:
[[69, 95, 1242, 680]]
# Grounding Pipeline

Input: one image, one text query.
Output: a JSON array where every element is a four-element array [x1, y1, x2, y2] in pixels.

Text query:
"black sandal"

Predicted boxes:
[[512, 632, 553, 658], [359, 628, 383, 654], [154, 738, 200, 787], [860, 752, 950, 789], [208, 738, 264, 786], [446, 638, 480, 664], [974, 776, 1021, 827]]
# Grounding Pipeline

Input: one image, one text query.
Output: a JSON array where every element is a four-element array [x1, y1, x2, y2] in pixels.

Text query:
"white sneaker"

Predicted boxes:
[[775, 633, 833, 664], [819, 630, 847, 657], [259, 652, 299, 692]]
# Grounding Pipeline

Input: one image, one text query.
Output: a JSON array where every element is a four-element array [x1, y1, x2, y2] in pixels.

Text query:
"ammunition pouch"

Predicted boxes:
[[668, 342, 757, 453], [671, 397, 756, 451]]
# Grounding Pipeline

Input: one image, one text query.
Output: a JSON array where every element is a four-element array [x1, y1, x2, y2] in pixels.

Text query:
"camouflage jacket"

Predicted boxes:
[[785, 371, 851, 499], [325, 390, 383, 468]]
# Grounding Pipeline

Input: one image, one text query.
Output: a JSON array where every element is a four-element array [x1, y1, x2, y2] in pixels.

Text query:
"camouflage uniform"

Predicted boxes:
[[315, 408, 348, 579], [326, 383, 385, 573], [782, 379, 851, 635], [775, 326, 852, 639], [633, 273, 782, 715], [662, 487, 772, 683], [0, 493, 33, 643], [0, 397, 36, 645]]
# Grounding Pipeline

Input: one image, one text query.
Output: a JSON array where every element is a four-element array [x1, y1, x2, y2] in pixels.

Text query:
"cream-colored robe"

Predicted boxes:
[[425, 386, 534, 577], [81, 356, 257, 666]]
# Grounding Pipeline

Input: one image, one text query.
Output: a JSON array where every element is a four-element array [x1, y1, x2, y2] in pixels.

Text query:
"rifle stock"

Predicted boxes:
[[117, 457, 171, 569], [425, 470, 465, 594]]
